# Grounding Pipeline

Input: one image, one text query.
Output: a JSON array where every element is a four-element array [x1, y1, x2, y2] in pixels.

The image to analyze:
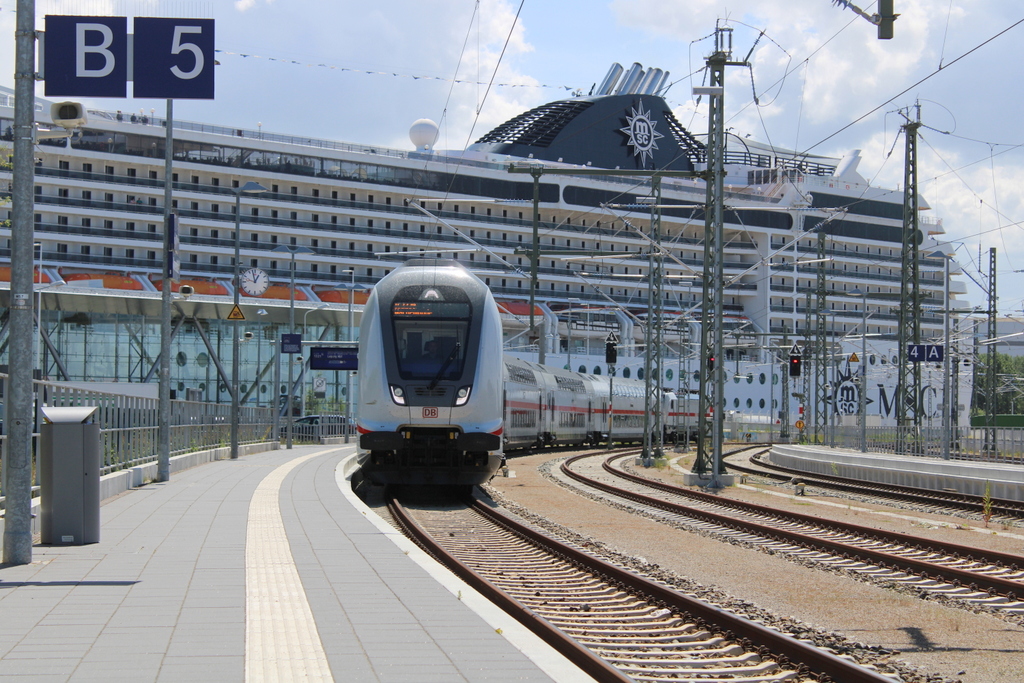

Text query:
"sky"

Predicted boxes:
[[4, 1, 1024, 316]]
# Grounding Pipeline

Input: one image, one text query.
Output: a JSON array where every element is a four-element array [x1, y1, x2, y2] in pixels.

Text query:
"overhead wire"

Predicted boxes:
[[797, 17, 1024, 157]]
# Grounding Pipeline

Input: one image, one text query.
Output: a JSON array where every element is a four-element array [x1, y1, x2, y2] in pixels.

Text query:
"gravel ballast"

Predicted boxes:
[[485, 451, 1024, 683]]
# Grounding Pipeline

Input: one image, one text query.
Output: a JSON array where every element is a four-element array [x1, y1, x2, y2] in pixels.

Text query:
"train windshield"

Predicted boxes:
[[391, 297, 471, 381]]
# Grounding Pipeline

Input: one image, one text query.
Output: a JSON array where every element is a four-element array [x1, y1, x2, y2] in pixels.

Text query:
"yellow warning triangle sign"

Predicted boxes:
[[850, 352, 860, 363], [227, 305, 245, 321]]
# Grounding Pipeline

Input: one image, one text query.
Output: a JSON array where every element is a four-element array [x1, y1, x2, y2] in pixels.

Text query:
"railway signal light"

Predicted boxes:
[[708, 355, 715, 372], [789, 355, 802, 377], [605, 339, 617, 364]]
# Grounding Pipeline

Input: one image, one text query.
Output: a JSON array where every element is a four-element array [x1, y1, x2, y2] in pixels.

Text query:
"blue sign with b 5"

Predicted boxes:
[[43, 15, 215, 99]]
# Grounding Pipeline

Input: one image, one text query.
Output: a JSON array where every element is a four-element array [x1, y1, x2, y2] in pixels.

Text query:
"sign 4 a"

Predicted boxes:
[[907, 344, 944, 363], [43, 15, 215, 99]]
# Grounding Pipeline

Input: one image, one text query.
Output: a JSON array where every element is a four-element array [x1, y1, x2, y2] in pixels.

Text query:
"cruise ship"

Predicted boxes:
[[0, 62, 972, 431]]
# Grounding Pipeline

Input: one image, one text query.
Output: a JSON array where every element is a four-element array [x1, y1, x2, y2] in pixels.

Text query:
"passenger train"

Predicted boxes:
[[356, 260, 695, 486]]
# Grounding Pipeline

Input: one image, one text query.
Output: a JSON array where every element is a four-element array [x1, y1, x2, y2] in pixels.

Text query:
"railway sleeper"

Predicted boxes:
[[611, 651, 764, 668], [616, 659, 787, 678], [598, 644, 748, 661], [537, 601, 657, 613], [626, 674, 796, 683], [515, 598, 645, 611], [588, 636, 730, 651], [546, 613, 685, 626], [559, 623, 699, 636]]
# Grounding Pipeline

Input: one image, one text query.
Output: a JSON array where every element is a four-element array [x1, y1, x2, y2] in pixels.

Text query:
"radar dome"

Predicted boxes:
[[409, 119, 439, 151]]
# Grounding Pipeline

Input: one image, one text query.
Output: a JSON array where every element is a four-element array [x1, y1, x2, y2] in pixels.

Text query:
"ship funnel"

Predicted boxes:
[[596, 63, 624, 96], [651, 70, 670, 95], [615, 62, 644, 95], [637, 68, 663, 95], [834, 149, 864, 181]]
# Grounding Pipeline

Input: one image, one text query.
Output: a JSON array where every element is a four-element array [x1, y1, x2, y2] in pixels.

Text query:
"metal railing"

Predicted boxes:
[[814, 424, 1024, 463], [0, 379, 274, 497]]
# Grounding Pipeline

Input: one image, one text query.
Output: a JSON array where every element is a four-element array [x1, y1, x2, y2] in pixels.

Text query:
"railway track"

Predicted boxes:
[[558, 452, 1024, 617], [724, 449, 1024, 523], [386, 489, 896, 683]]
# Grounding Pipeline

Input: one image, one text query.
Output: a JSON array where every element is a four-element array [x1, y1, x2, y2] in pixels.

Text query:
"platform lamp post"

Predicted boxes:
[[273, 245, 315, 448], [337, 269, 357, 444], [33, 242, 41, 374], [850, 288, 869, 452], [566, 298, 580, 371], [301, 304, 329, 416], [231, 181, 268, 460]]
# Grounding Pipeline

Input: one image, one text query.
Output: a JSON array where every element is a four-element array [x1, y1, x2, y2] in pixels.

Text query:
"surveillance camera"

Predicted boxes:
[[244, 331, 254, 340], [51, 102, 87, 130], [179, 284, 194, 299]]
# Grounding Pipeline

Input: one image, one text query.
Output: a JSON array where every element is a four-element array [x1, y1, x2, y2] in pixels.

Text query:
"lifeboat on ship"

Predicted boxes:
[[0, 266, 51, 284], [242, 285, 308, 301], [314, 287, 369, 305], [151, 278, 229, 296], [63, 272, 143, 290]]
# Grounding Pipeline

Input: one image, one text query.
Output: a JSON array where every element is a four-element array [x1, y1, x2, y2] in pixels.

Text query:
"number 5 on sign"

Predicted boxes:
[[133, 18, 215, 99]]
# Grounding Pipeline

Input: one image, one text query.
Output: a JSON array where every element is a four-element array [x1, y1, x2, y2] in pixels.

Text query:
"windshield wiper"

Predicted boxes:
[[428, 342, 461, 390]]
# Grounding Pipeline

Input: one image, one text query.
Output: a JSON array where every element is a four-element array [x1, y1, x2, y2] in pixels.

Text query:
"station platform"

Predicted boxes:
[[0, 445, 586, 682], [768, 444, 1024, 501]]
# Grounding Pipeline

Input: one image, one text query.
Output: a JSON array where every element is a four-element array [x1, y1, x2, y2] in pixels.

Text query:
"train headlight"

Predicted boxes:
[[455, 386, 472, 406], [390, 385, 406, 405]]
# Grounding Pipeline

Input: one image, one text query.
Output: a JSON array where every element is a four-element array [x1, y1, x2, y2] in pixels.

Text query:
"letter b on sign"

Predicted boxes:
[[45, 16, 128, 97]]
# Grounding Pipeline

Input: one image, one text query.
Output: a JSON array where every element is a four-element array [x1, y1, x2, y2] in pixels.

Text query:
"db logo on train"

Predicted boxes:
[[423, 407, 439, 418]]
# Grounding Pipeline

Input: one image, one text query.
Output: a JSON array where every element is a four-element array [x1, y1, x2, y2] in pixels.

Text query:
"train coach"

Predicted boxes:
[[503, 356, 695, 450], [356, 259, 697, 487]]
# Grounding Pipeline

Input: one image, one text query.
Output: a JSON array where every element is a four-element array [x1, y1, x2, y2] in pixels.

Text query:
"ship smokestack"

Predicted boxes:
[[615, 62, 644, 95], [596, 63, 624, 96]]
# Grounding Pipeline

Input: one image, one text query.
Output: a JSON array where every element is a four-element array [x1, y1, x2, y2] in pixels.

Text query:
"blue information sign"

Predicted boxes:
[[133, 18, 215, 99], [907, 344, 944, 363], [44, 15, 128, 97], [43, 15, 215, 99], [309, 347, 358, 371], [281, 334, 302, 354]]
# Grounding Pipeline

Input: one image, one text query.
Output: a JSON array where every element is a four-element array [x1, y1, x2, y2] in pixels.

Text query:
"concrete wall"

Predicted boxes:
[[770, 444, 1024, 501]]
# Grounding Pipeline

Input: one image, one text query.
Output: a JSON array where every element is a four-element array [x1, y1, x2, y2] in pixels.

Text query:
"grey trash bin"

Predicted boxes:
[[39, 406, 101, 545]]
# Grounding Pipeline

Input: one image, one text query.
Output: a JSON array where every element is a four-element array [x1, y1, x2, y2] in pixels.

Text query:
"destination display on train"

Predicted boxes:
[[392, 301, 470, 318]]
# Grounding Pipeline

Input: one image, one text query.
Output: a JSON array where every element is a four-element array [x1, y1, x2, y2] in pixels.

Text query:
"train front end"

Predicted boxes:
[[356, 260, 504, 486]]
